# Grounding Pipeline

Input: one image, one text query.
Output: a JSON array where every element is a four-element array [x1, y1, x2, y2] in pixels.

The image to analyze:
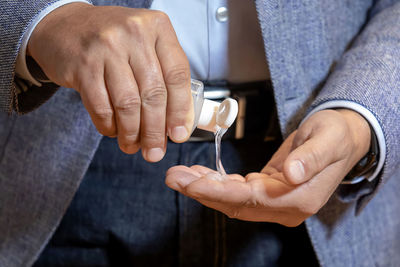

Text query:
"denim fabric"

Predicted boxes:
[[33, 136, 317, 267]]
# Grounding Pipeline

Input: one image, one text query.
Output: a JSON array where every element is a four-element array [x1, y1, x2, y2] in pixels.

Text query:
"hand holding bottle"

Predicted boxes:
[[27, 3, 194, 162]]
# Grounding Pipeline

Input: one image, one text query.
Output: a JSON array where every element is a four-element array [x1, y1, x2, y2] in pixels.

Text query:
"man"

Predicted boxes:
[[0, 0, 399, 266]]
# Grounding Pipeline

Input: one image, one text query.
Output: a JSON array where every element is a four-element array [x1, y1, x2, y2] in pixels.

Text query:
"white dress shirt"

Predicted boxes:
[[151, 0, 269, 82]]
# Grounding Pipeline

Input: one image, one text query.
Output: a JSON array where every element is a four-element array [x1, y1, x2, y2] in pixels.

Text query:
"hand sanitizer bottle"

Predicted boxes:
[[191, 79, 238, 133]]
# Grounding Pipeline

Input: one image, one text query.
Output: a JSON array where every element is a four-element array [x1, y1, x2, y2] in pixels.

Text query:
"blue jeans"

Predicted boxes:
[[33, 135, 317, 267]]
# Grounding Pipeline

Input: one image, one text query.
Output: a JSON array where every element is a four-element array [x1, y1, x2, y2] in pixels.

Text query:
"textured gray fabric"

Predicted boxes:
[[0, 0, 67, 113], [1, 0, 400, 266], [310, 1, 400, 208], [255, 0, 374, 136], [304, 3, 400, 265], [306, 167, 400, 266]]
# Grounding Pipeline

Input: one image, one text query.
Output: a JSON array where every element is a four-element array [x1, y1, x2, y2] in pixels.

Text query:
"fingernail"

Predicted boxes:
[[171, 126, 189, 142], [146, 148, 164, 162], [289, 160, 305, 183]]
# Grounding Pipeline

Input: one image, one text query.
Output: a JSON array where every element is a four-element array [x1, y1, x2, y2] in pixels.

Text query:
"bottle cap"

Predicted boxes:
[[197, 98, 238, 132], [217, 98, 238, 129]]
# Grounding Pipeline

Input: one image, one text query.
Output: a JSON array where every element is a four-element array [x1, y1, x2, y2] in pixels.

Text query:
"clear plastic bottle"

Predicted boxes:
[[191, 79, 238, 133]]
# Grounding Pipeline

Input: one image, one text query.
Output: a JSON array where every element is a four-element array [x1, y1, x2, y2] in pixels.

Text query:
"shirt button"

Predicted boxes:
[[216, 7, 228, 22]]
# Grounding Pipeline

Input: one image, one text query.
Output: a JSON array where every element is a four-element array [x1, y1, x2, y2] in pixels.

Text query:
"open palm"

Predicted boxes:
[[166, 109, 371, 226]]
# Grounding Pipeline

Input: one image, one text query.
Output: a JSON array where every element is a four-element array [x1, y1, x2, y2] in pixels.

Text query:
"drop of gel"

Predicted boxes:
[[205, 172, 226, 181]]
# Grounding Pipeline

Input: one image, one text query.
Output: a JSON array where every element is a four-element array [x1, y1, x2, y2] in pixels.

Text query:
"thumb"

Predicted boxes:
[[283, 126, 341, 185]]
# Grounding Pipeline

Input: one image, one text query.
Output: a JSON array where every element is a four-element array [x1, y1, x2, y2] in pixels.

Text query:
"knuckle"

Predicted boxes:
[[152, 10, 171, 25], [168, 105, 191, 125], [165, 66, 191, 86], [98, 29, 117, 48], [92, 105, 114, 121], [120, 133, 140, 144], [306, 147, 323, 172], [169, 104, 191, 116], [114, 95, 141, 113], [141, 85, 167, 107], [98, 29, 121, 51], [90, 106, 116, 136], [126, 16, 146, 37], [142, 129, 164, 143]]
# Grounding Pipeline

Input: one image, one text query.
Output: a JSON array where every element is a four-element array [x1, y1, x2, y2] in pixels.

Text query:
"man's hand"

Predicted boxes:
[[28, 3, 193, 162], [165, 109, 371, 226]]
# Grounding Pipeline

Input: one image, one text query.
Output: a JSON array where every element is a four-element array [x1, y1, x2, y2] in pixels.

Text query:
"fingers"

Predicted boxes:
[[283, 137, 329, 185], [283, 115, 345, 185], [165, 165, 202, 191], [166, 165, 250, 203], [155, 18, 193, 143], [130, 44, 168, 162], [185, 175, 252, 205], [262, 132, 296, 173], [196, 199, 290, 223], [73, 9, 193, 161], [105, 60, 140, 154], [79, 68, 117, 138], [166, 167, 301, 225], [191, 165, 218, 175]]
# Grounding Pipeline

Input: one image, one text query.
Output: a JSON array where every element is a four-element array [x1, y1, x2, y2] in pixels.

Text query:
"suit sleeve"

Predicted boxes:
[[0, 0, 91, 114], [310, 1, 400, 211]]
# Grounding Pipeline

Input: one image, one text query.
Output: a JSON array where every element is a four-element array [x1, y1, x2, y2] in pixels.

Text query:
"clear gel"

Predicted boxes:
[[215, 126, 228, 176], [202, 126, 229, 182], [190, 80, 238, 181]]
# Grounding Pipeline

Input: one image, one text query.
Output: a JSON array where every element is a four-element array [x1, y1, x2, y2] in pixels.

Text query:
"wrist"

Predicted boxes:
[[337, 109, 371, 160], [27, 2, 92, 58]]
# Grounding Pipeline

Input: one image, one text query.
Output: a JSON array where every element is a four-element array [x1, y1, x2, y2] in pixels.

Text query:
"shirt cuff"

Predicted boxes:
[[303, 100, 386, 182], [15, 0, 92, 87]]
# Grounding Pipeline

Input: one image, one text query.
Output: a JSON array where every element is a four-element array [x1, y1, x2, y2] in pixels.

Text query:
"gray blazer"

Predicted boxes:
[[1, 0, 400, 266]]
